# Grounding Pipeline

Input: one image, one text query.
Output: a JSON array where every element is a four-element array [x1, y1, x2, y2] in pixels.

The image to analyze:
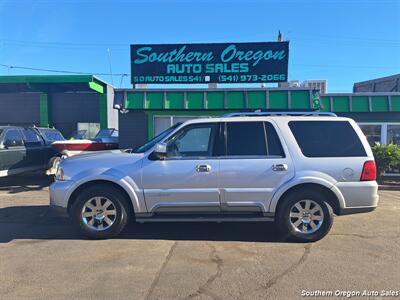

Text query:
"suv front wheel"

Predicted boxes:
[[276, 189, 334, 242], [71, 186, 130, 239]]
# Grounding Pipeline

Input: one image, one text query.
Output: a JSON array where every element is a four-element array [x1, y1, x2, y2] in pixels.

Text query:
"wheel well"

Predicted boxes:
[[67, 180, 134, 215], [276, 183, 340, 215]]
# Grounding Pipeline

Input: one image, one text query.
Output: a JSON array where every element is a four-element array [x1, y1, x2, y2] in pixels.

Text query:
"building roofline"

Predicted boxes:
[[0, 74, 108, 85], [0, 74, 109, 94], [353, 74, 400, 86], [114, 87, 316, 92], [321, 92, 400, 96]]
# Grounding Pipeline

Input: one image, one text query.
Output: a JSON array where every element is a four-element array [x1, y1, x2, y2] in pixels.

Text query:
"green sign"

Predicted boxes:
[[130, 42, 289, 84]]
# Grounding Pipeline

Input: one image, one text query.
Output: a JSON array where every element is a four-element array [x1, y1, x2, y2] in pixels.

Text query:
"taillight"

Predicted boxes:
[[360, 160, 376, 181]]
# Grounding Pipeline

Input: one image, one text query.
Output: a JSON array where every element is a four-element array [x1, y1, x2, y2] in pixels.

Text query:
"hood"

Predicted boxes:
[[59, 151, 145, 180]]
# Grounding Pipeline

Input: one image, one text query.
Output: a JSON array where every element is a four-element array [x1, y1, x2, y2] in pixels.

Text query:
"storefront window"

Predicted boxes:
[[154, 116, 206, 136], [358, 124, 381, 146], [387, 125, 400, 146], [77, 123, 100, 139], [154, 117, 172, 136]]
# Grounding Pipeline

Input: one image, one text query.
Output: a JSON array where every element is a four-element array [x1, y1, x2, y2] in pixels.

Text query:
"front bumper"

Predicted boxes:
[[49, 204, 69, 218], [49, 179, 75, 215]]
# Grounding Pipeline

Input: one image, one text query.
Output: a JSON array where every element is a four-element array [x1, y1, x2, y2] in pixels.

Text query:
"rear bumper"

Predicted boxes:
[[334, 181, 379, 214], [338, 206, 377, 216]]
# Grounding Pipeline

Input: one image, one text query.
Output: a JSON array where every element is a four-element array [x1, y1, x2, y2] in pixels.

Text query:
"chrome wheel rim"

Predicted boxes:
[[81, 197, 117, 231], [289, 199, 324, 234]]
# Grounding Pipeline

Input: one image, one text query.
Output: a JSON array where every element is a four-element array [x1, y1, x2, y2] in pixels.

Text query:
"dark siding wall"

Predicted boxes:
[[118, 111, 147, 150], [50, 92, 100, 137], [337, 112, 400, 122], [353, 75, 400, 92], [0, 93, 40, 126]]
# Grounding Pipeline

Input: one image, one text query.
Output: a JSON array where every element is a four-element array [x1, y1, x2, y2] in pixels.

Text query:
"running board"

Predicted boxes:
[[135, 214, 274, 223]]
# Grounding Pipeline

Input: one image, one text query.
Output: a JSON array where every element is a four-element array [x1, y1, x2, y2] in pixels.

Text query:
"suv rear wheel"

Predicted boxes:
[[277, 189, 334, 242], [71, 186, 130, 239]]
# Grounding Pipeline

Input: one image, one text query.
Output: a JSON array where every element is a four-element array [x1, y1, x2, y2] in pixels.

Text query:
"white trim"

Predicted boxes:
[[382, 123, 388, 144], [385, 173, 400, 177], [0, 165, 45, 177]]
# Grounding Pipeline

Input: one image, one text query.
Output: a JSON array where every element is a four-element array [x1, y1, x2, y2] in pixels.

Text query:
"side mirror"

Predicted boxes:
[[150, 142, 167, 160], [4, 139, 16, 148]]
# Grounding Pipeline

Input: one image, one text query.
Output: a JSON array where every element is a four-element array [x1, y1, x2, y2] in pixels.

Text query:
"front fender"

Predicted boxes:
[[66, 168, 146, 214], [268, 171, 346, 213]]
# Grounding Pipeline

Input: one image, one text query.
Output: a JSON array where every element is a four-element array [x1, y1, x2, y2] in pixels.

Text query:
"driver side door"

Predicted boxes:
[[0, 128, 26, 173], [141, 122, 221, 214]]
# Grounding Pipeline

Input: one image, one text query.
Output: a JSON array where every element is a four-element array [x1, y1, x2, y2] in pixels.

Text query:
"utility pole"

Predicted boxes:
[[107, 48, 114, 86]]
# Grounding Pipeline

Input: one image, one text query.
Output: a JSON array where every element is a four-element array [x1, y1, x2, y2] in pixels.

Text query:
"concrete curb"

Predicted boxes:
[[378, 185, 400, 191]]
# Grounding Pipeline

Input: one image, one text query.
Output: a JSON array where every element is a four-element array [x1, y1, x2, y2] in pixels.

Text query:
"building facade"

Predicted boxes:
[[0, 74, 399, 175], [114, 87, 399, 149], [279, 80, 327, 93], [353, 74, 400, 93], [0, 75, 117, 138], [302, 80, 327, 94]]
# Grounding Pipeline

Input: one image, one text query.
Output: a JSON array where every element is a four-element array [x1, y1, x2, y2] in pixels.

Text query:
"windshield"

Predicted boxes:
[[95, 128, 118, 138], [70, 130, 87, 140], [134, 123, 181, 153], [38, 129, 65, 141]]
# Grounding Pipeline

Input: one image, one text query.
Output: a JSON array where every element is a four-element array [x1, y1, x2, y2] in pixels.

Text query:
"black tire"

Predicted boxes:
[[70, 185, 130, 239], [276, 189, 334, 242]]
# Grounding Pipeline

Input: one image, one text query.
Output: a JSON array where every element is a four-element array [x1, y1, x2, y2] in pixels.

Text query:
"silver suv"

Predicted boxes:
[[50, 112, 379, 242]]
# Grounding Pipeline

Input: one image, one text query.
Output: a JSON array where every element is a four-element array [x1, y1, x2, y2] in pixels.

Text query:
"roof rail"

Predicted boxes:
[[223, 111, 337, 117]]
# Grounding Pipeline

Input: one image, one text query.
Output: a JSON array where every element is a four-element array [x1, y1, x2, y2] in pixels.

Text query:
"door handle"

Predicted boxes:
[[272, 164, 288, 171], [196, 164, 211, 172]]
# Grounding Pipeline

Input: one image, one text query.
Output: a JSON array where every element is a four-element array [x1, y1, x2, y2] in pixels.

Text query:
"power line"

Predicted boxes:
[[1, 33, 399, 49], [0, 38, 127, 48], [1, 62, 398, 79], [292, 63, 398, 70], [0, 63, 129, 76]]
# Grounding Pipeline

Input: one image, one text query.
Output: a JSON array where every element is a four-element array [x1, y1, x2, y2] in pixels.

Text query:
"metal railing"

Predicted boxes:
[[223, 111, 337, 117]]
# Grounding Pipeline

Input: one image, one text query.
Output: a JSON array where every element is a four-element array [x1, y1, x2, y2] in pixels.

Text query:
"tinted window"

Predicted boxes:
[[22, 128, 42, 145], [265, 122, 285, 157], [4, 129, 24, 147], [167, 123, 217, 157], [111, 130, 118, 137], [40, 129, 65, 142], [289, 121, 366, 157], [226, 122, 267, 156]]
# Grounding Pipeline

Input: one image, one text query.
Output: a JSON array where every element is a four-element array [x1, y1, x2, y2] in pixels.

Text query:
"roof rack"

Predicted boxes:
[[223, 111, 337, 117]]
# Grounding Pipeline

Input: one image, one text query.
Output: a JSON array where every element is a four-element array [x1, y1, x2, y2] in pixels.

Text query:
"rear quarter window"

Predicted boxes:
[[288, 121, 367, 157]]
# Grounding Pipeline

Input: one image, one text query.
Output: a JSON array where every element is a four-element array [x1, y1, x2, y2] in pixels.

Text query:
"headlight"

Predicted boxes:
[[55, 166, 65, 181]]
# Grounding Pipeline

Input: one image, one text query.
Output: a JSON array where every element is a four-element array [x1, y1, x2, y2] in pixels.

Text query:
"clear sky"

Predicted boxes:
[[0, 0, 399, 92]]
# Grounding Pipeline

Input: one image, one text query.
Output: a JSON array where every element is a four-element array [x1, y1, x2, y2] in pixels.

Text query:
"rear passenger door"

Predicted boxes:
[[22, 128, 46, 167], [219, 121, 294, 213]]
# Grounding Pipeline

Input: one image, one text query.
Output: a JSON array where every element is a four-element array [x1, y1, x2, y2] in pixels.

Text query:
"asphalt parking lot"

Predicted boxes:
[[0, 175, 399, 300]]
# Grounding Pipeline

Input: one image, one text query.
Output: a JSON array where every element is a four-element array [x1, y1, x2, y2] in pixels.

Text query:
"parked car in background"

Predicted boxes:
[[92, 128, 119, 145], [50, 112, 379, 242], [0, 126, 65, 177], [34, 127, 66, 144]]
